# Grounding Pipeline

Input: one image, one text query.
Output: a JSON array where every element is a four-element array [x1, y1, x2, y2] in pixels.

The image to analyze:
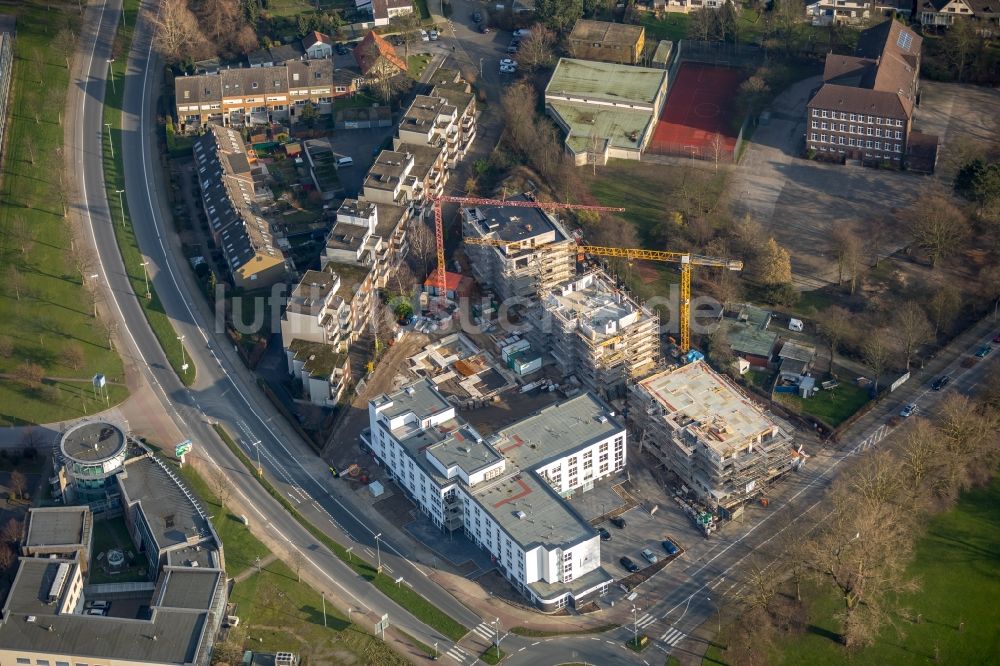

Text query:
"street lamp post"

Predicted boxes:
[[177, 334, 189, 373], [374, 533, 383, 572], [479, 57, 484, 77], [140, 260, 150, 299], [493, 617, 502, 660], [104, 122, 114, 159], [254, 440, 262, 476], [115, 189, 126, 229], [707, 596, 721, 637], [632, 605, 640, 645], [107, 58, 116, 94]]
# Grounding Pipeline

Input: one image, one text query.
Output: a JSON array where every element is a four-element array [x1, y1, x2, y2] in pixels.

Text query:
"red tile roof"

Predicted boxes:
[[303, 31, 332, 49], [353, 31, 407, 76]]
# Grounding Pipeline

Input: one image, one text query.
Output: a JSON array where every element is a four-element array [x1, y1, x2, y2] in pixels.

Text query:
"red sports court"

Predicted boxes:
[[650, 63, 744, 159]]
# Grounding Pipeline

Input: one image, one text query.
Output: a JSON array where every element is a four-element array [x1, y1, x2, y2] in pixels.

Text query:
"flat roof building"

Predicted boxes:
[[629, 361, 798, 510], [461, 195, 576, 304], [544, 58, 668, 165], [367, 380, 625, 610], [22, 507, 93, 573], [567, 19, 645, 65]]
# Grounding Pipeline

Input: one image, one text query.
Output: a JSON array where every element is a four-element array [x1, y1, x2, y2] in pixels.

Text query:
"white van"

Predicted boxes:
[[337, 156, 354, 167]]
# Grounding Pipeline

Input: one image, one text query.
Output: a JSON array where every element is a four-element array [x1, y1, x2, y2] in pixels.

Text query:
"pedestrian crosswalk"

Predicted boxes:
[[659, 626, 686, 647], [471, 621, 495, 641], [635, 612, 658, 630], [444, 643, 473, 664]]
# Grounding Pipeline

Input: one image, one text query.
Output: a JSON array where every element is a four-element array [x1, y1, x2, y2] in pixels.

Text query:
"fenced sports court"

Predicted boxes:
[[647, 62, 745, 163]]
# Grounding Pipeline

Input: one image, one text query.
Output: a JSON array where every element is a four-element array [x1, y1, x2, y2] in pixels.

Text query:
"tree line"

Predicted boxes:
[[722, 387, 1000, 662]]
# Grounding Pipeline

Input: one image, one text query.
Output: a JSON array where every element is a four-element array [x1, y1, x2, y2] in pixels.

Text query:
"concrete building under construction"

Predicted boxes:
[[461, 195, 576, 304], [629, 361, 799, 510], [534, 271, 659, 400]]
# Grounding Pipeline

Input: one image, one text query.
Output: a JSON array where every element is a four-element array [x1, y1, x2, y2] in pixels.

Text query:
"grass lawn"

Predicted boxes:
[[704, 476, 1000, 665], [265, 0, 352, 17], [480, 646, 506, 664], [211, 424, 470, 640], [408, 54, 432, 79], [228, 559, 409, 665], [773, 380, 869, 427], [333, 91, 380, 110], [510, 623, 619, 637], [0, 0, 128, 425], [639, 13, 690, 43], [89, 516, 149, 584], [105, 0, 195, 386]]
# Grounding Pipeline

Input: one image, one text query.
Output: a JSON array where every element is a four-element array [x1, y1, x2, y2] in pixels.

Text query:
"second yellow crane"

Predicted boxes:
[[463, 238, 742, 352]]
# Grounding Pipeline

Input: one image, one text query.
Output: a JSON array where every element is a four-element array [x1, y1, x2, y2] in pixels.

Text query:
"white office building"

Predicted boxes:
[[365, 379, 625, 610]]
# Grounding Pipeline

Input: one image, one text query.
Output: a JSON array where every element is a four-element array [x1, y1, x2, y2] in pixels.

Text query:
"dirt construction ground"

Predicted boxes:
[[727, 78, 1000, 290]]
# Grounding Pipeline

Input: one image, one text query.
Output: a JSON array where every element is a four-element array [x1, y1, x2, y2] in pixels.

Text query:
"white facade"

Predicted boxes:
[[368, 381, 623, 608]]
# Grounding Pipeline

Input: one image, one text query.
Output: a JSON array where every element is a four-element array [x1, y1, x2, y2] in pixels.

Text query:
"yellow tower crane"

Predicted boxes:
[[463, 238, 742, 352]]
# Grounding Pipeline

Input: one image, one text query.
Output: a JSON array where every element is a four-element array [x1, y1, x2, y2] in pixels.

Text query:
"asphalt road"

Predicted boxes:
[[70, 0, 1000, 663], [73, 0, 483, 659]]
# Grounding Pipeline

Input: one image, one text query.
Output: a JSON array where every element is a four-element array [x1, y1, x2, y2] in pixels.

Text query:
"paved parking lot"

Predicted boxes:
[[728, 77, 1000, 291], [592, 496, 692, 582], [325, 126, 395, 197]]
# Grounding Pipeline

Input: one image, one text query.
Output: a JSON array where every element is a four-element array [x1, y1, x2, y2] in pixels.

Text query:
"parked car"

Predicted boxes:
[[500, 58, 518, 68], [86, 608, 106, 616], [641, 548, 659, 564], [975, 344, 992, 358], [598, 527, 611, 541], [662, 539, 679, 555], [620, 556, 639, 573], [610, 516, 627, 529], [472, 11, 482, 21], [420, 29, 430, 41], [429, 29, 439, 41], [932, 376, 951, 391], [899, 403, 918, 418], [335, 42, 349, 55], [499, 64, 516, 74], [90, 600, 110, 610], [513, 28, 531, 38], [479, 24, 491, 34]]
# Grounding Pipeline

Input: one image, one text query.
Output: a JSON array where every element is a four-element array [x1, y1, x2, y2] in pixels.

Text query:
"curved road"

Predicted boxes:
[[69, 0, 1000, 663], [72, 0, 484, 660]]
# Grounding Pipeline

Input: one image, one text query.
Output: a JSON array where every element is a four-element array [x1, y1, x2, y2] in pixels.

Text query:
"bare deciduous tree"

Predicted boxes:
[[408, 220, 436, 279], [60, 343, 85, 371], [816, 306, 853, 373], [0, 543, 15, 572], [832, 225, 863, 294], [927, 283, 961, 338], [1, 518, 22, 545], [892, 301, 932, 370], [6, 266, 25, 302], [0, 336, 12, 358], [210, 467, 232, 507], [152, 0, 210, 64], [861, 331, 891, 392], [519, 26, 556, 70], [9, 472, 27, 501], [14, 363, 44, 390]]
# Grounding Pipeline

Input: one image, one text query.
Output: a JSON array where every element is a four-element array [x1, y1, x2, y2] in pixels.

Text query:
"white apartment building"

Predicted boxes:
[[366, 379, 624, 610]]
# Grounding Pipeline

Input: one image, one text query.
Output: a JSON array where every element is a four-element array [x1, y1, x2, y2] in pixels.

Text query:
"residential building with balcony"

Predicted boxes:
[[920, 0, 1000, 28], [461, 195, 577, 304], [535, 271, 660, 400], [805, 20, 928, 167], [366, 379, 623, 610], [286, 338, 351, 406], [398, 95, 464, 167], [175, 59, 358, 132]]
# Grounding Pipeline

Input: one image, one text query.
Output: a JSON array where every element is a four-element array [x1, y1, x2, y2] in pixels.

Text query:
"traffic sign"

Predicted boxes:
[[175, 439, 193, 458], [375, 613, 389, 638]]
